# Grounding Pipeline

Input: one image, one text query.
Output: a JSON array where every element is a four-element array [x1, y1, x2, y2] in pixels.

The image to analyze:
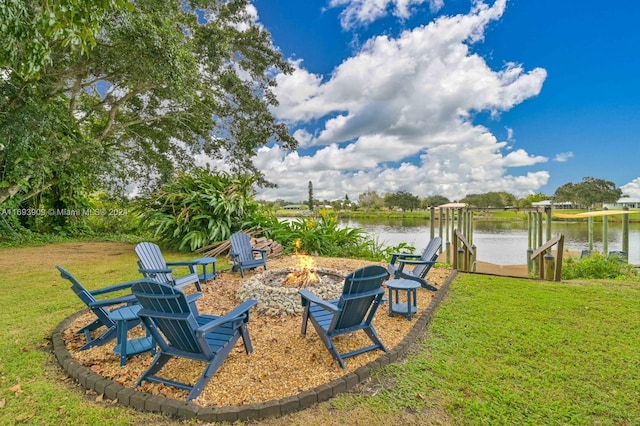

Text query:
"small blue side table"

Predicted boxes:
[[109, 305, 155, 366], [170, 257, 217, 283], [191, 257, 217, 282], [386, 279, 421, 321]]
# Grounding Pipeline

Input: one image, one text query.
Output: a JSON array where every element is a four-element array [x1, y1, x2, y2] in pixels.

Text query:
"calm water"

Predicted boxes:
[[338, 218, 640, 266]]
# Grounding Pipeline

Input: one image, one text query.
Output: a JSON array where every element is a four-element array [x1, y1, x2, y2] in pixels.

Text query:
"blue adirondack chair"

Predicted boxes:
[[131, 280, 258, 401], [608, 250, 628, 263], [299, 265, 390, 368], [387, 237, 442, 291], [56, 265, 144, 351], [135, 242, 216, 292], [229, 231, 267, 278]]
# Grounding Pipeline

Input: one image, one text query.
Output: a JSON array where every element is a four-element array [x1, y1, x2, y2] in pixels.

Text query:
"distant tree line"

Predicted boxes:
[[267, 177, 623, 212]]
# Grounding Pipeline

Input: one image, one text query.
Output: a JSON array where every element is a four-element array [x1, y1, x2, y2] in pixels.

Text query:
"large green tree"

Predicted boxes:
[[0, 0, 131, 79], [1, 0, 296, 230], [461, 191, 517, 208], [553, 177, 621, 209], [358, 190, 384, 211], [384, 190, 421, 211], [422, 195, 450, 208]]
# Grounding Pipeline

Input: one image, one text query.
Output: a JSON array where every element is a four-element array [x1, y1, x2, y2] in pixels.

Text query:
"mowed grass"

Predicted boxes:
[[368, 274, 640, 425], [0, 242, 206, 425], [1, 242, 639, 425]]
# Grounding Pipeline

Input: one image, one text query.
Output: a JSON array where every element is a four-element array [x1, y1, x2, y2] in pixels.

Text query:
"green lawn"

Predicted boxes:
[[1, 242, 638, 425], [375, 274, 640, 425]]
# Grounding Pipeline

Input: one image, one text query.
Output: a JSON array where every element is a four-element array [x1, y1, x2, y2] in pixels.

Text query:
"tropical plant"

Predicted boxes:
[[255, 209, 412, 261], [562, 252, 638, 280], [135, 170, 261, 251]]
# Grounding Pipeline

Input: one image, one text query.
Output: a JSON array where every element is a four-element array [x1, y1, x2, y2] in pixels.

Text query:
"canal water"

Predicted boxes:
[[338, 218, 640, 266]]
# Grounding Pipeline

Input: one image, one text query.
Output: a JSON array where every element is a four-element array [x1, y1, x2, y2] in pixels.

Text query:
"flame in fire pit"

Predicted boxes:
[[283, 239, 320, 288]]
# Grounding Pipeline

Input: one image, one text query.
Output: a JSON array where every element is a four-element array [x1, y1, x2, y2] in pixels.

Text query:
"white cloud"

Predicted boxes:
[[505, 126, 514, 142], [553, 152, 574, 162], [292, 128, 314, 147], [621, 178, 640, 198], [259, 1, 553, 201], [328, 0, 445, 30]]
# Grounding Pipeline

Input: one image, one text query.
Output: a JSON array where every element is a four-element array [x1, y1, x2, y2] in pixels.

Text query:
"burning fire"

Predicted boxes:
[[283, 239, 321, 288]]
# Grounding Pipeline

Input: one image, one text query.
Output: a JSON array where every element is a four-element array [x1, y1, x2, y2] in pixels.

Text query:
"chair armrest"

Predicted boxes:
[[173, 273, 201, 288], [137, 310, 191, 321], [252, 248, 267, 259], [138, 267, 173, 275], [196, 299, 258, 335], [395, 259, 436, 274], [398, 259, 437, 266], [340, 287, 384, 302], [166, 261, 192, 266], [166, 260, 204, 267], [89, 294, 138, 308], [298, 289, 340, 313], [90, 278, 149, 296], [389, 252, 421, 264], [186, 293, 203, 303]]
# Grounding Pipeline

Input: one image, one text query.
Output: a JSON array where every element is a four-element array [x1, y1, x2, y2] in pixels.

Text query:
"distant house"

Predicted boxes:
[[603, 197, 640, 209], [531, 200, 578, 209], [437, 202, 467, 209], [282, 204, 309, 211]]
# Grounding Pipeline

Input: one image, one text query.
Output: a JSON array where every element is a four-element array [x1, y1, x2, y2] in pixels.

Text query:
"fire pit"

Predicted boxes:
[[237, 265, 347, 316]]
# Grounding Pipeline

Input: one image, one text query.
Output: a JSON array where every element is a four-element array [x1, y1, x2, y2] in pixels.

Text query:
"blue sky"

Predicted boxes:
[[219, 0, 640, 202]]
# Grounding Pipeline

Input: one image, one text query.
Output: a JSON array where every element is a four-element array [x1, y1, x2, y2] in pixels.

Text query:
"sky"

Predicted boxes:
[[207, 0, 640, 203]]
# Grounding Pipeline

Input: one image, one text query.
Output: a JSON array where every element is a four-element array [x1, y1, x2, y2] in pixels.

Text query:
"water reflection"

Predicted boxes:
[[339, 218, 640, 266]]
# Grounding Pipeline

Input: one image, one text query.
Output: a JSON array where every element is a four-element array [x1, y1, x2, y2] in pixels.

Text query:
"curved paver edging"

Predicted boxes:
[[51, 270, 458, 422]]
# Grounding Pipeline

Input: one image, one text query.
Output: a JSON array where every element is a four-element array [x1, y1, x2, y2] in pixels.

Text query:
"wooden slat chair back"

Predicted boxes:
[[299, 265, 390, 368], [229, 231, 267, 277], [387, 236, 442, 291], [56, 265, 140, 351], [131, 280, 257, 401], [134, 242, 202, 292]]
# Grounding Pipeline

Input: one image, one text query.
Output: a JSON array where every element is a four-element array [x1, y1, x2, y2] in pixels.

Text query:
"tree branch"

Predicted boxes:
[[98, 84, 154, 141]]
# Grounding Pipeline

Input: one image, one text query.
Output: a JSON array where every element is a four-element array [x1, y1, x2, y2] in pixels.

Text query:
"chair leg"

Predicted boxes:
[[136, 353, 172, 387], [188, 337, 239, 401], [316, 332, 345, 369], [421, 281, 438, 292], [78, 326, 118, 351], [239, 323, 253, 354], [300, 306, 310, 336], [363, 327, 388, 353], [307, 321, 345, 368]]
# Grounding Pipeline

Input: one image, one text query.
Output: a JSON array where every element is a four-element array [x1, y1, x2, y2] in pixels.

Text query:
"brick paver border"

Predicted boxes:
[[51, 271, 457, 422]]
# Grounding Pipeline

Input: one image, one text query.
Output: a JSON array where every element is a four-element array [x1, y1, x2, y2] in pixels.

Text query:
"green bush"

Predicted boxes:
[[256, 209, 415, 261], [135, 170, 260, 251], [562, 252, 638, 280], [85, 193, 142, 234]]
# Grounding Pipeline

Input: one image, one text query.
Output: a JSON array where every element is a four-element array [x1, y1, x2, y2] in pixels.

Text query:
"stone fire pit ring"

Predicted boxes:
[[237, 267, 348, 316]]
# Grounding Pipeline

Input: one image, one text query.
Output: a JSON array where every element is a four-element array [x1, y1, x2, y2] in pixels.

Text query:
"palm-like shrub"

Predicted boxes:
[[136, 170, 260, 251], [257, 209, 399, 260]]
